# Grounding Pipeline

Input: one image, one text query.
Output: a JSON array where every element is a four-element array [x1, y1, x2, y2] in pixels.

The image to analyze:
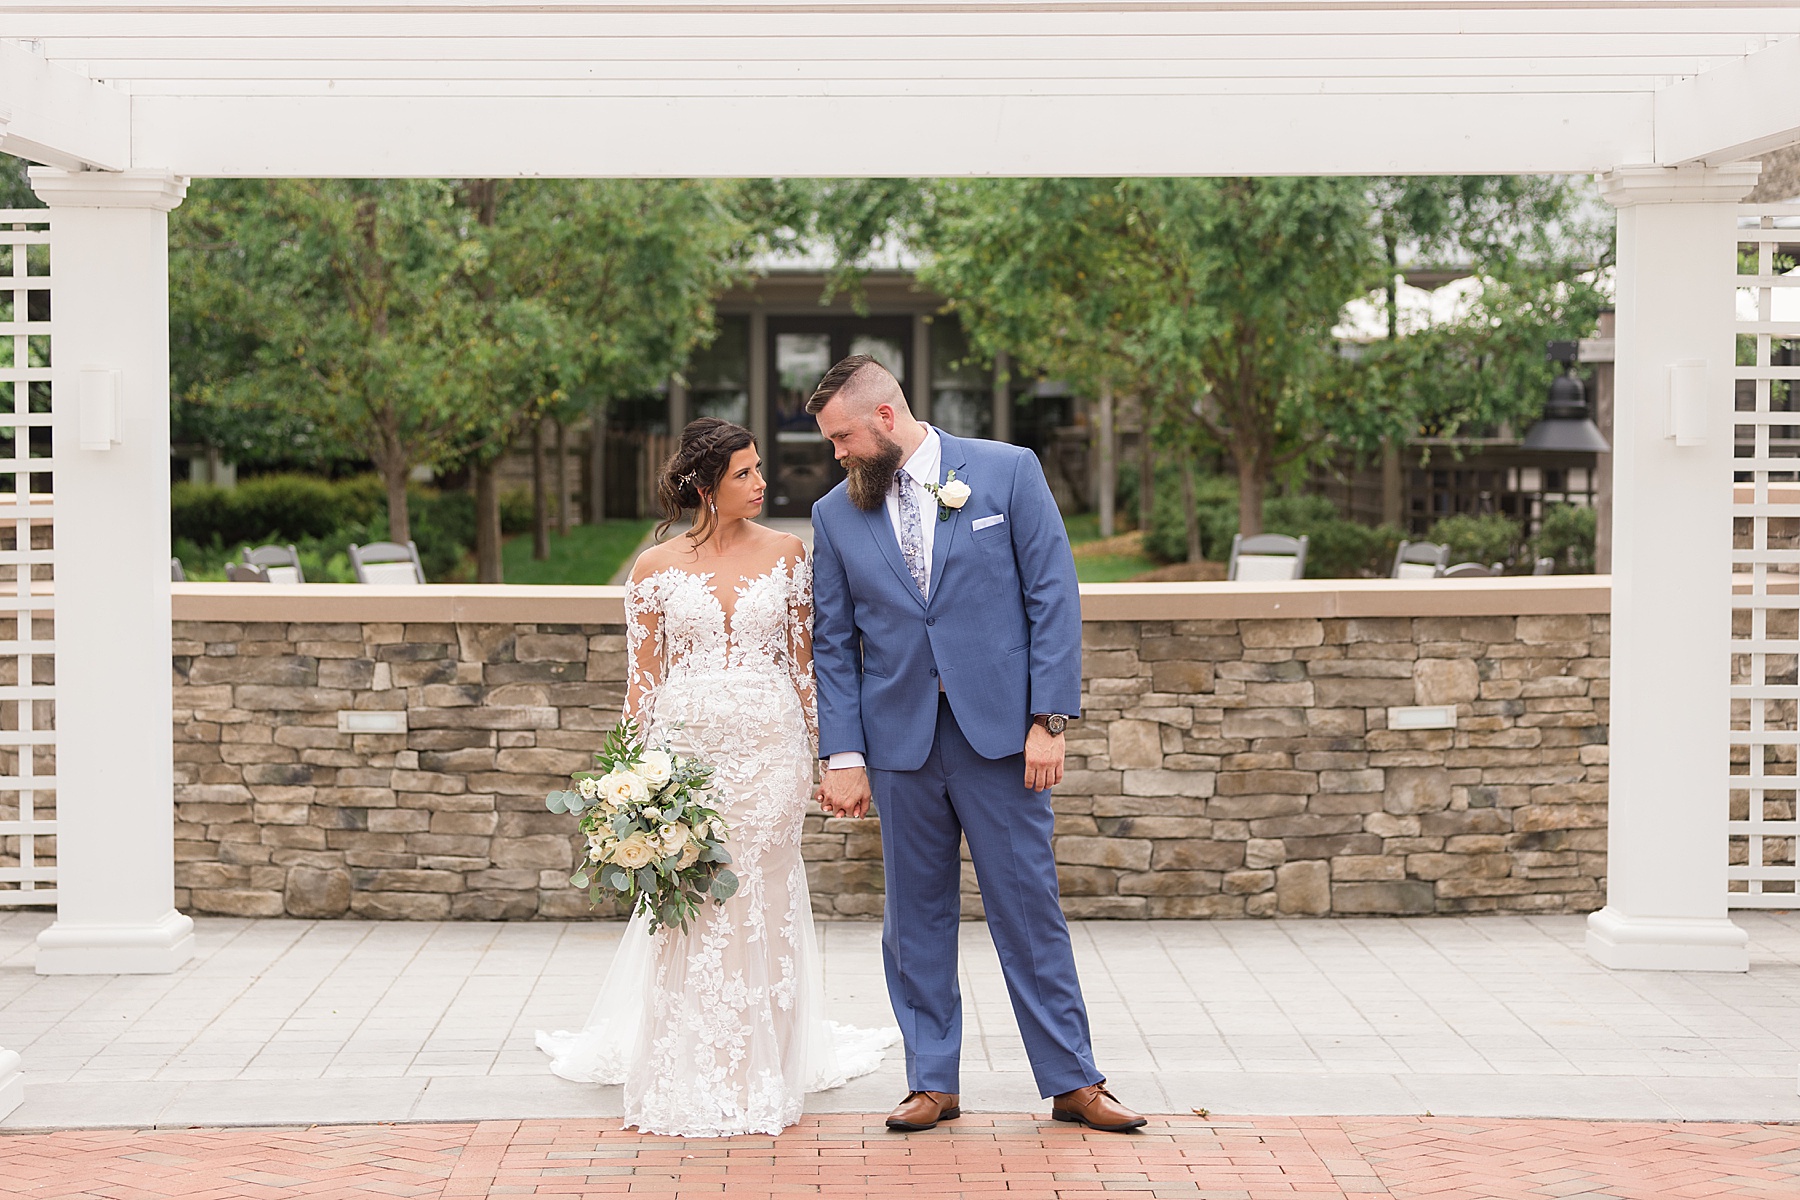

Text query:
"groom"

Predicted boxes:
[[807, 355, 1145, 1134]]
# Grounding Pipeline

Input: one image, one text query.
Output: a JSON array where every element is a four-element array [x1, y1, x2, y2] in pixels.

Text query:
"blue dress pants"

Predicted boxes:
[[870, 694, 1101, 1098]]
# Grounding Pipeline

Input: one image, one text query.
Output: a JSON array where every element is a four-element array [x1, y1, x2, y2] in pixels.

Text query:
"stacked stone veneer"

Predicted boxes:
[[1044, 612, 1608, 919], [168, 592, 1608, 921], [172, 620, 631, 921]]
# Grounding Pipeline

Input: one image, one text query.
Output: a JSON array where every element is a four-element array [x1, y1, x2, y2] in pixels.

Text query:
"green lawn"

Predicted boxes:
[[500, 520, 656, 585], [1064, 513, 1161, 582], [1075, 553, 1162, 583], [1064, 511, 1107, 548]]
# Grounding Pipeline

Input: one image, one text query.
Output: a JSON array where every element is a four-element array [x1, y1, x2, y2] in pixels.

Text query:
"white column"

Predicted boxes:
[[30, 169, 194, 975], [0, 1046, 19, 1119], [747, 309, 769, 452], [1586, 162, 1761, 972], [911, 313, 931, 423]]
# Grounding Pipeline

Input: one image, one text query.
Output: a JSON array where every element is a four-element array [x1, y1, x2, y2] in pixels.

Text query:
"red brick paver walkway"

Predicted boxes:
[[3, 1114, 1797, 1199]]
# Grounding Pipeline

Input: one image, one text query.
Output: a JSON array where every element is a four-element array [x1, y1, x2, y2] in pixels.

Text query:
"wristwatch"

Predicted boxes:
[[1032, 713, 1071, 735]]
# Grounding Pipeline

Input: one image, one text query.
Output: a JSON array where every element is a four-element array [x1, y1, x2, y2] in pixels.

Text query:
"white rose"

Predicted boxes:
[[938, 479, 972, 509], [576, 776, 601, 801], [637, 749, 674, 789], [610, 832, 656, 870], [659, 822, 691, 854], [677, 842, 702, 870], [599, 770, 649, 807]]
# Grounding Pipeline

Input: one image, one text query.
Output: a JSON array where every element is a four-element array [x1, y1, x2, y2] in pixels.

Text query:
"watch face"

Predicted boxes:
[[1046, 714, 1068, 735]]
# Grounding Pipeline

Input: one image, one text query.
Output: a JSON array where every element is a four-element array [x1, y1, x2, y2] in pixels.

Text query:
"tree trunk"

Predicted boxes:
[[1235, 451, 1265, 537], [531, 418, 550, 561], [1096, 383, 1116, 539], [382, 465, 411, 546], [1138, 407, 1155, 533], [474, 459, 503, 583], [588, 405, 607, 524], [555, 416, 571, 535], [1380, 437, 1403, 527], [1180, 457, 1201, 562]]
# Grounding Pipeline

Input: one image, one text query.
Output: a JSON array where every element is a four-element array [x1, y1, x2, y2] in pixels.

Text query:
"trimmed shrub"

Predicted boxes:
[[1143, 470, 1402, 577], [1146, 469, 1238, 563], [1263, 494, 1404, 579], [499, 488, 534, 536], [1533, 503, 1597, 573], [172, 474, 475, 583], [1425, 512, 1524, 567]]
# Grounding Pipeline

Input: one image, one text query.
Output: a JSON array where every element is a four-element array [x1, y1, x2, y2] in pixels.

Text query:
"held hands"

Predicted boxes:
[[1024, 723, 1065, 793], [814, 764, 873, 819], [812, 729, 1063, 811]]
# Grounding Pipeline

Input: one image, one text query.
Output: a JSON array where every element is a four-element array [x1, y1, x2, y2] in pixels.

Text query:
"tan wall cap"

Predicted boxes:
[[174, 577, 1610, 624], [1079, 577, 1608, 620]]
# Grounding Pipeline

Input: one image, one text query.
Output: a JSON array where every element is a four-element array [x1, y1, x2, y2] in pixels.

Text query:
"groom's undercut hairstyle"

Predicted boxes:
[[806, 354, 898, 417]]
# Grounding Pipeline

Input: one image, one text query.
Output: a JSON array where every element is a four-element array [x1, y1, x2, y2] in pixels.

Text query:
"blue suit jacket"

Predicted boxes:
[[811, 431, 1083, 772]]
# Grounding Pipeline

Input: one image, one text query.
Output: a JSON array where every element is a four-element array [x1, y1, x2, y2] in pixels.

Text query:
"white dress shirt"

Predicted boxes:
[[827, 426, 941, 772]]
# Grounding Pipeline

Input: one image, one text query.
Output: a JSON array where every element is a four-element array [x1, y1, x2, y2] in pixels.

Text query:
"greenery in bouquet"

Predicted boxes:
[[545, 719, 738, 933]]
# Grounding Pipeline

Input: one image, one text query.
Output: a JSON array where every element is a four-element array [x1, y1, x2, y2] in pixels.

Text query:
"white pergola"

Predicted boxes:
[[2, 0, 1800, 1113]]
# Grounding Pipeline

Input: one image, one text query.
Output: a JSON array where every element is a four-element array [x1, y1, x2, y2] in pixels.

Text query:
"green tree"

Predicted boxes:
[[170, 179, 480, 543], [442, 178, 751, 580], [170, 178, 752, 570], [1129, 178, 1375, 536], [919, 177, 1375, 537], [0, 153, 42, 210], [1328, 176, 1613, 456]]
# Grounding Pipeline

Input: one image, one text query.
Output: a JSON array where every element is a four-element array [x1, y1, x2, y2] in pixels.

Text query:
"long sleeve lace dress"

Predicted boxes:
[[536, 551, 896, 1137]]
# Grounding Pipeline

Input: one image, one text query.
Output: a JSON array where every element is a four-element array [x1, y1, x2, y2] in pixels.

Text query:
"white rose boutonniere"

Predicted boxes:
[[924, 470, 972, 522]]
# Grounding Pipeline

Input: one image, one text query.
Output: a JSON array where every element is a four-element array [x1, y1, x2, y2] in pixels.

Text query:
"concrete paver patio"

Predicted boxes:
[[4, 912, 1800, 1130]]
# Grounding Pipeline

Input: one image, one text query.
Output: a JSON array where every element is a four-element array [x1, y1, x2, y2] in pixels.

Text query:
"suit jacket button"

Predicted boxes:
[[926, 617, 936, 626], [929, 668, 938, 677]]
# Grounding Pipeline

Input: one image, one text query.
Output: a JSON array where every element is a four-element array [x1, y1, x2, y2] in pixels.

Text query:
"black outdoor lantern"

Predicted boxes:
[[1521, 340, 1610, 453]]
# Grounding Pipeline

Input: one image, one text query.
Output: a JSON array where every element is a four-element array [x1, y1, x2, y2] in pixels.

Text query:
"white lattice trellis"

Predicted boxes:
[[0, 209, 54, 909], [1729, 204, 1800, 908]]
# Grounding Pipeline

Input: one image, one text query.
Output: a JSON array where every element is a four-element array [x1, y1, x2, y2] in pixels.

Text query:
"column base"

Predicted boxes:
[[0, 1048, 20, 1121], [1586, 906, 1749, 972], [35, 909, 195, 975]]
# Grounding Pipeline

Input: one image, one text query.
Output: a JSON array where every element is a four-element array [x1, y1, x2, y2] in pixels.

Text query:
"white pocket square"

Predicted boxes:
[[971, 514, 1005, 531]]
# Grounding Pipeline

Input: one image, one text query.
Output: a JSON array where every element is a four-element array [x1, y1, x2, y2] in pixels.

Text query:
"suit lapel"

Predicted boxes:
[[862, 499, 928, 610], [926, 432, 967, 608]]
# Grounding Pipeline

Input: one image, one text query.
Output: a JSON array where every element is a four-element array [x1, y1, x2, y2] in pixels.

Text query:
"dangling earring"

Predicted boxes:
[[709, 499, 718, 515]]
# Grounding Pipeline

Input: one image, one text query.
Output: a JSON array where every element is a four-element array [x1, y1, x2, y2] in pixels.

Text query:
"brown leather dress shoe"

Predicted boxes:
[[886, 1090, 961, 1131], [1051, 1081, 1147, 1132]]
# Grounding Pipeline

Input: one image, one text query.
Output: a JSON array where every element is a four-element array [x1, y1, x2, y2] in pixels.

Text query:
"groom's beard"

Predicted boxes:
[[843, 430, 906, 512]]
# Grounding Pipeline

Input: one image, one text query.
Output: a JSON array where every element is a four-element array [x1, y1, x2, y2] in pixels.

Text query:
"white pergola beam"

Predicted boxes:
[[0, 40, 129, 171], [134, 90, 1653, 178], [1656, 35, 1800, 166]]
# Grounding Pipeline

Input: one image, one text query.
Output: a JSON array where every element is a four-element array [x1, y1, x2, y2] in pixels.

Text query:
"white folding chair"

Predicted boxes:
[[1228, 533, 1309, 581], [1392, 540, 1451, 580], [348, 540, 427, 585], [241, 542, 305, 584]]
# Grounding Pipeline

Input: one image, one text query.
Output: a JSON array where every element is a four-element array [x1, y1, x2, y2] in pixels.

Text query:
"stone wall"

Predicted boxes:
[[166, 582, 1609, 921]]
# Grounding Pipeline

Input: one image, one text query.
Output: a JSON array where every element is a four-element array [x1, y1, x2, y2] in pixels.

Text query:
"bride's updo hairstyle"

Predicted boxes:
[[656, 417, 756, 547]]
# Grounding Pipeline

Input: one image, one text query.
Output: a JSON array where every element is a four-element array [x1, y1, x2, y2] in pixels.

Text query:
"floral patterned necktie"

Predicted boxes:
[[895, 470, 928, 598]]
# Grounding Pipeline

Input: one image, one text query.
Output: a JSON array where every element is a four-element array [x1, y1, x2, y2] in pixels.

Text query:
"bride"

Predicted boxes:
[[537, 417, 897, 1137]]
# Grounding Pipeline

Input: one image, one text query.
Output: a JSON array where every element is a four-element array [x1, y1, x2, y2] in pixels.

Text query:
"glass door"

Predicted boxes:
[[767, 318, 912, 516]]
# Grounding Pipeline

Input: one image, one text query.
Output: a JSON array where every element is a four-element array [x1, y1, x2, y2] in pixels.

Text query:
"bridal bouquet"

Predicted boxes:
[[545, 718, 738, 934]]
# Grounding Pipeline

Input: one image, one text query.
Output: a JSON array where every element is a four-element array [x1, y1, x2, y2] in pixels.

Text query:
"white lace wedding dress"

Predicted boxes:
[[536, 550, 897, 1137]]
